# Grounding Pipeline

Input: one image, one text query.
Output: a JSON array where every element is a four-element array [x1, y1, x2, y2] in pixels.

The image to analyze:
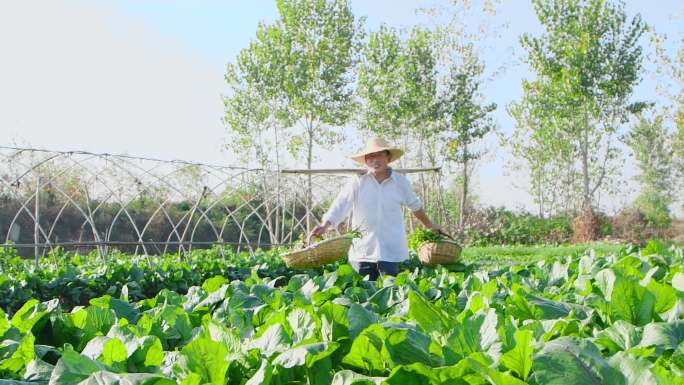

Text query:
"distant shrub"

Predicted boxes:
[[612, 208, 648, 243], [459, 207, 573, 246]]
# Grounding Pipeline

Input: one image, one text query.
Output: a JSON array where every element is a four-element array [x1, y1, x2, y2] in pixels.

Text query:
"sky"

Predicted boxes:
[[0, 0, 682, 213]]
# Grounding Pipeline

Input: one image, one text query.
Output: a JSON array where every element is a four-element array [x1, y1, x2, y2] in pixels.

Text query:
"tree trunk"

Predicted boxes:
[[573, 105, 599, 242], [306, 121, 314, 237], [537, 167, 544, 218], [459, 145, 468, 230], [272, 124, 280, 244], [417, 137, 428, 216], [581, 106, 591, 211]]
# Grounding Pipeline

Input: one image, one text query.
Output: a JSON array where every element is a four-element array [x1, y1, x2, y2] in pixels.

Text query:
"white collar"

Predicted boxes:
[[362, 167, 394, 184]]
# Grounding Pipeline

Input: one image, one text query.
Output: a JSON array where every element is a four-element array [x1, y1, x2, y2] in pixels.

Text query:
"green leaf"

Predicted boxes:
[[136, 337, 164, 369], [307, 355, 334, 385], [595, 320, 642, 354], [22, 359, 54, 383], [80, 336, 128, 372], [82, 336, 119, 361], [75, 370, 176, 385], [0, 380, 35, 384], [382, 327, 440, 368], [287, 308, 317, 344], [101, 338, 128, 367], [366, 287, 401, 315], [138, 305, 193, 350], [641, 240, 665, 256], [248, 323, 291, 357], [610, 276, 655, 326], [463, 356, 528, 385], [401, 356, 525, 385], [672, 340, 684, 373], [526, 294, 573, 319], [348, 304, 378, 340], [341, 324, 386, 375], [174, 337, 229, 385], [0, 333, 35, 376], [608, 351, 668, 385], [319, 302, 350, 342], [444, 309, 499, 364], [70, 306, 117, 347], [672, 273, 684, 292], [330, 370, 384, 385], [178, 372, 201, 385], [10, 299, 58, 334], [201, 276, 228, 293], [548, 259, 570, 286], [382, 362, 437, 385], [90, 296, 140, 324], [531, 337, 625, 385], [48, 347, 105, 385], [500, 329, 534, 381], [613, 256, 646, 280], [201, 320, 242, 356], [106, 325, 163, 370], [640, 321, 684, 350], [272, 342, 338, 369], [595, 269, 617, 299], [646, 280, 677, 314], [505, 293, 543, 321], [0, 309, 12, 338], [407, 290, 449, 334], [245, 360, 272, 385]]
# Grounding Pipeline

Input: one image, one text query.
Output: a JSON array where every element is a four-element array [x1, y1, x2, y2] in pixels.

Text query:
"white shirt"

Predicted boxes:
[[321, 169, 422, 263]]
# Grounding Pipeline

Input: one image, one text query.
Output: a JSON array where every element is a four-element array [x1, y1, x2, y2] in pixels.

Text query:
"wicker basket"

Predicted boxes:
[[282, 236, 353, 269], [418, 240, 462, 266]]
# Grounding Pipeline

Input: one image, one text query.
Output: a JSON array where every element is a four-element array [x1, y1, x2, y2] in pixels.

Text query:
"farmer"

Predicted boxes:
[[310, 137, 442, 280]]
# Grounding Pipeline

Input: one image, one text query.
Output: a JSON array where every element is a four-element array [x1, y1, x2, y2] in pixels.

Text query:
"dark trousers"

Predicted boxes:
[[350, 260, 399, 281]]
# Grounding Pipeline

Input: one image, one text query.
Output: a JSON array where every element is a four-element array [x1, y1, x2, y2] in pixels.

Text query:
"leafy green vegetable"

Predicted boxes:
[[532, 337, 624, 385], [500, 329, 534, 381], [407, 228, 442, 250], [0, 243, 683, 382]]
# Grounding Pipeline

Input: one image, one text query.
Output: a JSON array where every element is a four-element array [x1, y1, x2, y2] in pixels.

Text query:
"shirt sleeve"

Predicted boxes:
[[399, 175, 423, 212], [321, 176, 357, 226]]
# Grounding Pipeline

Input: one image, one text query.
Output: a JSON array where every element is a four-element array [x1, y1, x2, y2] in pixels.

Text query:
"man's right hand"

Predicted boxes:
[[310, 221, 331, 239]]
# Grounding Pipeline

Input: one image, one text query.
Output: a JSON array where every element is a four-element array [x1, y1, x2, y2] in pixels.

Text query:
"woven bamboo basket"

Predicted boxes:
[[282, 236, 353, 269], [418, 240, 462, 266]]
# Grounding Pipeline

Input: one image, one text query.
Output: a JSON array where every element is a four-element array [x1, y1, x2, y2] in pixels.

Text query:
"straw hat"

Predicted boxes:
[[351, 137, 404, 164]]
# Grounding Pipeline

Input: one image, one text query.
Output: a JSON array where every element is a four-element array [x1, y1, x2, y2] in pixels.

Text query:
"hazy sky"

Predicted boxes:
[[1, 0, 682, 213]]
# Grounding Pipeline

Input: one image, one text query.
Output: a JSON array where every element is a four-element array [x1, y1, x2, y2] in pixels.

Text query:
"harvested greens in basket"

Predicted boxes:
[[408, 228, 443, 250], [292, 229, 361, 250]]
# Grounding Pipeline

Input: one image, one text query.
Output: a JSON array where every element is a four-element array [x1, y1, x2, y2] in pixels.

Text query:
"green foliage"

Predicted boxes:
[[459, 207, 574, 246], [626, 114, 675, 197], [291, 230, 361, 250], [439, 57, 497, 227], [345, 230, 362, 240], [634, 191, 673, 229], [439, 58, 496, 164], [625, 113, 675, 229], [501, 330, 534, 381], [1, 244, 684, 382], [1, 244, 684, 383], [407, 228, 443, 250], [0, 246, 293, 315], [510, 0, 648, 213], [356, 25, 437, 140], [676, 96, 684, 163], [226, 0, 363, 171]]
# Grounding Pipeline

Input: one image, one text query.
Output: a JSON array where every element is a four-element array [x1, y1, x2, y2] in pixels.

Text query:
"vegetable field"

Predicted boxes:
[[1, 244, 684, 384]]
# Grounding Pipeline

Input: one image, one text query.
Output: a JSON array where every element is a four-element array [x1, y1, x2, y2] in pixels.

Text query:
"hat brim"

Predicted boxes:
[[351, 148, 404, 164]]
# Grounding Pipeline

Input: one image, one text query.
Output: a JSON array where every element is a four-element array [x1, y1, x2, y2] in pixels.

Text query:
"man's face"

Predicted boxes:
[[364, 150, 391, 171]]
